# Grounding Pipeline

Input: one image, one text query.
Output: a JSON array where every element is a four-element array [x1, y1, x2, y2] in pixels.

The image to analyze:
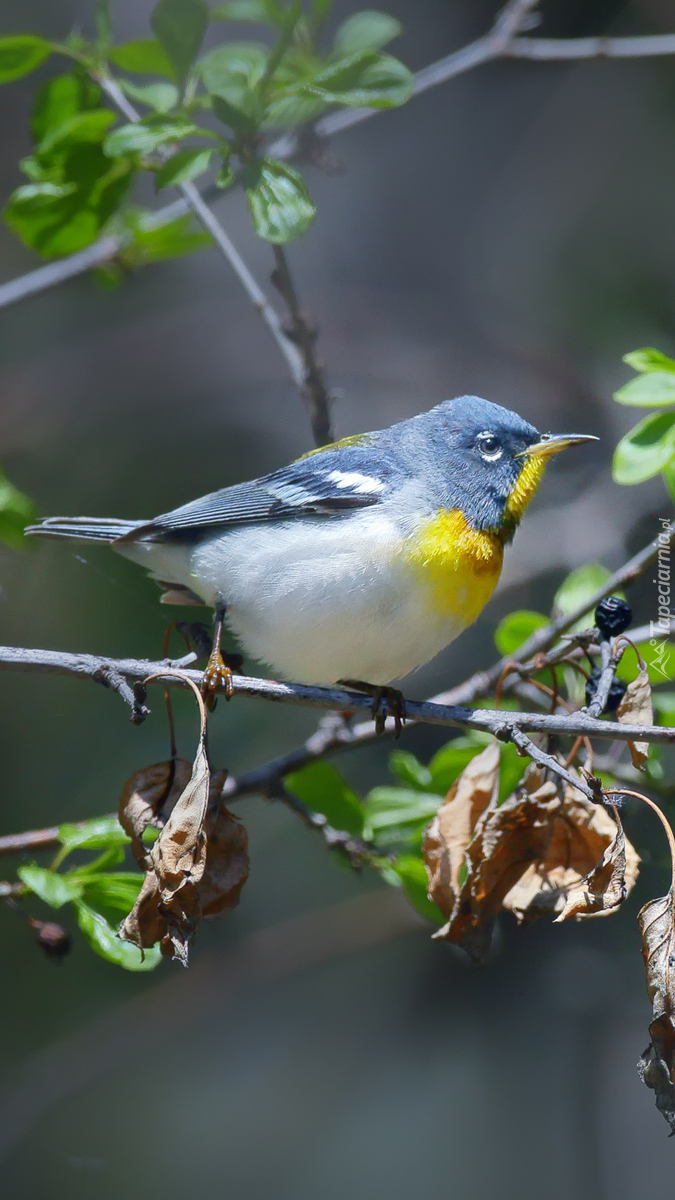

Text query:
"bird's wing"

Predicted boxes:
[[124, 450, 395, 543]]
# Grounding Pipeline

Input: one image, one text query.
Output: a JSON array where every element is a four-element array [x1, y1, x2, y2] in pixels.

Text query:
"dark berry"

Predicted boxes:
[[585, 666, 627, 713], [27, 917, 71, 962], [594, 596, 632, 639]]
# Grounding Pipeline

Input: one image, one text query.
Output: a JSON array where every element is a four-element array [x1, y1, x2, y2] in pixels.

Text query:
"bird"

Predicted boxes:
[[27, 395, 596, 728]]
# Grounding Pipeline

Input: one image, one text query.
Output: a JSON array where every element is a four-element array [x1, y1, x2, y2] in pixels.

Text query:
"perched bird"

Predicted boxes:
[[27, 396, 596, 723]]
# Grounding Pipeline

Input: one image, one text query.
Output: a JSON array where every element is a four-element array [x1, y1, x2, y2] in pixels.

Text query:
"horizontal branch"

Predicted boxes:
[[0, 644, 671, 747]]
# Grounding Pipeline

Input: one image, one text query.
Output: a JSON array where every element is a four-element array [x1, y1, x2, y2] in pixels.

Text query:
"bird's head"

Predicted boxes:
[[412, 396, 598, 543]]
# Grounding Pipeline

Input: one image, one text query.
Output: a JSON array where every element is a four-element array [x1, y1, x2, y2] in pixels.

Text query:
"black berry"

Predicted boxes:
[[585, 666, 626, 713], [594, 596, 632, 639]]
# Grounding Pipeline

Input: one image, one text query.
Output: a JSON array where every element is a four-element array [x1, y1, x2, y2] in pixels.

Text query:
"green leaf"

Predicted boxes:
[[58, 815, 130, 854], [553, 563, 618, 634], [494, 609, 548, 656], [333, 11, 401, 56], [614, 373, 675, 408], [303, 49, 413, 108], [0, 36, 51, 84], [388, 854, 443, 924], [109, 39, 175, 78], [426, 734, 488, 795], [653, 692, 675, 726], [617, 641, 675, 686], [285, 761, 364, 836], [623, 348, 675, 375], [31, 72, 102, 144], [119, 79, 179, 113], [362, 787, 442, 847], [151, 0, 208, 83], [245, 158, 315, 243], [212, 0, 277, 20], [613, 411, 675, 485], [18, 865, 82, 909], [75, 901, 162, 970], [211, 93, 258, 136], [199, 42, 268, 122], [81, 872, 144, 914], [662, 460, 675, 506], [38, 109, 116, 155], [154, 146, 212, 190], [104, 118, 197, 156], [0, 469, 36, 548], [121, 210, 211, 265], [388, 750, 433, 791], [497, 741, 530, 804]]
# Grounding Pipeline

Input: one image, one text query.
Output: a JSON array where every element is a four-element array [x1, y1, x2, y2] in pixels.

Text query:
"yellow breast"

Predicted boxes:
[[405, 508, 503, 621]]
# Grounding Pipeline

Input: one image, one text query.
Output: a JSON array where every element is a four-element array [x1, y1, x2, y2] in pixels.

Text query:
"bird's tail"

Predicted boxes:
[[25, 516, 144, 543]]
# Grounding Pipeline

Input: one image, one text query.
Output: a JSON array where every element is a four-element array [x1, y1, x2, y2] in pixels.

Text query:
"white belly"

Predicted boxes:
[[117, 511, 469, 685]]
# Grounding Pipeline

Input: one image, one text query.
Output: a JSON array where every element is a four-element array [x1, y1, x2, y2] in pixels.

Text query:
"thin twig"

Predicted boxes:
[[271, 245, 334, 445]]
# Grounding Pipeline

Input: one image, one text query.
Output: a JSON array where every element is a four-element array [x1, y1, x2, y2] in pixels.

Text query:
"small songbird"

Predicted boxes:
[[27, 396, 596, 719]]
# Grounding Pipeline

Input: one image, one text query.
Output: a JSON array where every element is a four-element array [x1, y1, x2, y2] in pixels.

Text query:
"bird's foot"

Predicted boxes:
[[339, 680, 407, 738], [202, 648, 243, 710]]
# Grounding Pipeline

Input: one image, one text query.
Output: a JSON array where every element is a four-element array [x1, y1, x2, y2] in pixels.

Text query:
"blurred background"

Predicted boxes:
[[1, 0, 675, 1195]]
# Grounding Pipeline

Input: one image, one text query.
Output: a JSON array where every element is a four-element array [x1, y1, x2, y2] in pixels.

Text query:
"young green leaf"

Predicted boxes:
[[245, 158, 315, 243], [0, 469, 36, 548], [303, 49, 413, 108], [75, 901, 162, 969], [652, 692, 675, 726], [119, 79, 179, 113], [151, 0, 208, 83], [104, 118, 197, 156], [614, 373, 675, 408], [95, 0, 113, 49], [388, 854, 444, 924], [154, 147, 213, 190], [31, 72, 102, 144], [362, 787, 442, 846], [121, 211, 211, 265], [427, 735, 489, 795], [38, 109, 116, 155], [199, 42, 268, 122], [661, 460, 675, 506], [623, 348, 675, 375], [58, 815, 130, 854], [333, 11, 401, 56], [389, 749, 433, 791], [213, 0, 278, 20], [285, 760, 364, 836], [494, 609, 548, 656], [613, 411, 675, 485], [18, 865, 83, 909], [81, 872, 144, 913], [0, 36, 52, 84], [109, 39, 175, 78], [211, 93, 258, 137], [553, 564, 616, 631]]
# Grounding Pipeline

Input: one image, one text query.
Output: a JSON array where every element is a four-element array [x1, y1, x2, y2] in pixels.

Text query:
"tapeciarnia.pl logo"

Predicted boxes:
[[651, 517, 673, 679]]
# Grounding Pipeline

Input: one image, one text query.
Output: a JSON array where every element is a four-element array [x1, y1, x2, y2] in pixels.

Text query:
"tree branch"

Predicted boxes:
[[271, 244, 334, 445], [2, 5, 675, 312]]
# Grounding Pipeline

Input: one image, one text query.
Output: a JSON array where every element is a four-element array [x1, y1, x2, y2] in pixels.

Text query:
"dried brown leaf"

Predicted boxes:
[[617, 665, 653, 768], [638, 890, 675, 1134], [554, 811, 631, 922], [423, 741, 500, 918], [200, 797, 250, 919], [504, 784, 639, 924], [118, 759, 192, 868]]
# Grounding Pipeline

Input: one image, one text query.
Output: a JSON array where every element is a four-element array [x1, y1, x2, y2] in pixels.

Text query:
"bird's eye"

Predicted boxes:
[[477, 432, 502, 461]]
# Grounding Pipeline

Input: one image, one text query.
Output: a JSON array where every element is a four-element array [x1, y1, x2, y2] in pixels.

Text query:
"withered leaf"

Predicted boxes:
[[617, 665, 653, 768], [505, 783, 639, 924], [554, 810, 631, 922], [118, 759, 192, 868], [424, 741, 500, 914], [637, 890, 675, 1134], [200, 794, 250, 919]]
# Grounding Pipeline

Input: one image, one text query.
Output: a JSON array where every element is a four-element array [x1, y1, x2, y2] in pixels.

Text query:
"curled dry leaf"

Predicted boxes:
[[118, 758, 192, 868], [425, 755, 640, 962], [554, 809, 632, 922], [617, 665, 653, 768], [638, 890, 675, 1134], [424, 741, 500, 914], [505, 784, 639, 925]]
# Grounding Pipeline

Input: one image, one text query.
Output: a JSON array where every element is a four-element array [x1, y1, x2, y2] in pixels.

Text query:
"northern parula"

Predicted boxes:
[[27, 395, 596, 694]]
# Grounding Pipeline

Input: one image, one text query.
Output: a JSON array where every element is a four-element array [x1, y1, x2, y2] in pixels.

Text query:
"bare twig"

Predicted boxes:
[[2, 6, 675, 311], [271, 245, 334, 445]]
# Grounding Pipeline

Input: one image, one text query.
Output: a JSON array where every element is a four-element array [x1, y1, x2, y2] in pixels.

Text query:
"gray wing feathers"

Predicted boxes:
[[26, 516, 143, 543]]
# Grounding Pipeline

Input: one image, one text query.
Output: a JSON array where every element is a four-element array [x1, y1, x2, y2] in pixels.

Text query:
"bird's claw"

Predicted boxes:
[[371, 686, 406, 738], [202, 648, 237, 709]]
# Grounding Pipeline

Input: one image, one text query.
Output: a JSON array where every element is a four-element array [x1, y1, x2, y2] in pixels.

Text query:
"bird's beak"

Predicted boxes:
[[518, 433, 599, 459]]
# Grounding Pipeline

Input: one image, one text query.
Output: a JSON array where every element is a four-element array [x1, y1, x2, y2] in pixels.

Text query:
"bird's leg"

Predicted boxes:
[[202, 602, 242, 709], [338, 680, 407, 738]]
